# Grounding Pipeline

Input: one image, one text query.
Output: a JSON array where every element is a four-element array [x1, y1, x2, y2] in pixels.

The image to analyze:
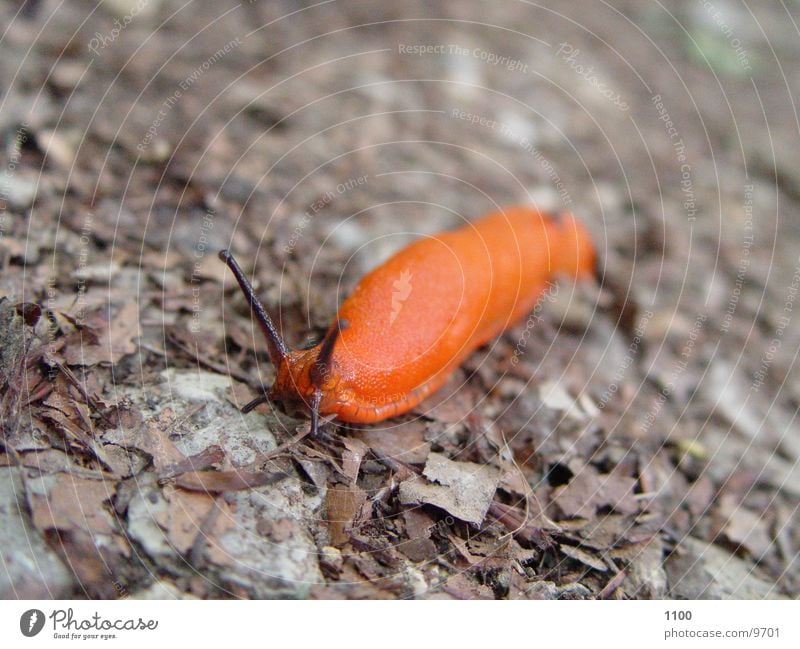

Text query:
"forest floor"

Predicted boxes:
[[1, 0, 798, 599]]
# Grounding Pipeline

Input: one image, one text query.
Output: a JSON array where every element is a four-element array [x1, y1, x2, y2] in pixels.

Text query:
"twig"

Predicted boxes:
[[166, 332, 262, 388], [189, 495, 225, 567], [598, 569, 627, 599]]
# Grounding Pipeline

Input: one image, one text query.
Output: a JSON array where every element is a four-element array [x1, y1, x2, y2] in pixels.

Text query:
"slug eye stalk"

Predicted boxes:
[[218, 250, 289, 368], [310, 318, 348, 389]]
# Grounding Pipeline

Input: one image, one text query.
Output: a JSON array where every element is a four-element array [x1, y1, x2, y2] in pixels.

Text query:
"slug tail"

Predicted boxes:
[[551, 211, 597, 279]]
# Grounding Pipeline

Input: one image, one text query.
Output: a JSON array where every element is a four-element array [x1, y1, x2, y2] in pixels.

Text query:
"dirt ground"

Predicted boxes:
[[1, 0, 798, 599]]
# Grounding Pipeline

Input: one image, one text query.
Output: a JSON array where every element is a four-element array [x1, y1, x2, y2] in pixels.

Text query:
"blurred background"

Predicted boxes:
[[1, 0, 798, 599]]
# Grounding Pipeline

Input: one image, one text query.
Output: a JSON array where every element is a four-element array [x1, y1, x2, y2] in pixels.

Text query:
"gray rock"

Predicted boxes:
[[0, 468, 74, 598], [2, 174, 39, 209], [118, 370, 325, 597], [666, 537, 785, 599], [126, 478, 174, 561], [129, 580, 198, 600], [209, 484, 325, 599]]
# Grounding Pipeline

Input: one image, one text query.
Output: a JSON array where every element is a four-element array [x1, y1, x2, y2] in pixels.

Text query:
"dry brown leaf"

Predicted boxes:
[[446, 531, 482, 565], [162, 486, 233, 554], [716, 494, 774, 559], [326, 484, 368, 546], [353, 422, 430, 465], [398, 452, 500, 525], [552, 464, 638, 519], [39, 407, 116, 472], [572, 514, 633, 550], [684, 475, 715, 517], [132, 414, 186, 472], [173, 468, 288, 493], [443, 573, 494, 599], [64, 301, 139, 365], [397, 508, 438, 562], [29, 473, 117, 536], [560, 543, 609, 572], [159, 445, 226, 479]]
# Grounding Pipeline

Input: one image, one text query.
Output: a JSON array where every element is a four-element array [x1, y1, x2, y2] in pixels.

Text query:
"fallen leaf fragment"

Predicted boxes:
[[173, 468, 288, 493], [398, 452, 500, 525], [29, 473, 117, 536], [443, 573, 494, 599], [551, 464, 638, 519], [162, 486, 233, 554], [397, 508, 438, 562], [114, 412, 185, 472], [353, 423, 430, 465], [159, 444, 226, 479], [326, 484, 368, 546], [716, 494, 774, 560], [560, 543, 608, 572], [63, 301, 139, 365]]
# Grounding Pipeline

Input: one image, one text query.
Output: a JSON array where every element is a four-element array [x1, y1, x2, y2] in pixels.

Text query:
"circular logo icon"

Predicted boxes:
[[20, 609, 45, 637]]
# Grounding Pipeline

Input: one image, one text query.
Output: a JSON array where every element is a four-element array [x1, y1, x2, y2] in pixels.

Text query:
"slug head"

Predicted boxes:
[[271, 319, 348, 408], [219, 250, 347, 435]]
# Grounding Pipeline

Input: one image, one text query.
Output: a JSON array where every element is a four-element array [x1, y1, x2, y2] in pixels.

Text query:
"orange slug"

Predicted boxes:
[[220, 205, 596, 433]]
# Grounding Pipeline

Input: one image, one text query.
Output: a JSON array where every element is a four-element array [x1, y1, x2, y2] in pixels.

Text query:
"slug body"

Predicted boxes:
[[221, 206, 595, 431]]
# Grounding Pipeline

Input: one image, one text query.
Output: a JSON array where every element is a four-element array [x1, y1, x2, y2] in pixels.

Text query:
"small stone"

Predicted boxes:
[[2, 174, 38, 209], [319, 545, 343, 574]]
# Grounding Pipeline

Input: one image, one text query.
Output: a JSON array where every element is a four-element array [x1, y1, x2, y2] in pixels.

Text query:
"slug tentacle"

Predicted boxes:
[[241, 394, 269, 414], [219, 250, 289, 367], [310, 318, 349, 389]]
